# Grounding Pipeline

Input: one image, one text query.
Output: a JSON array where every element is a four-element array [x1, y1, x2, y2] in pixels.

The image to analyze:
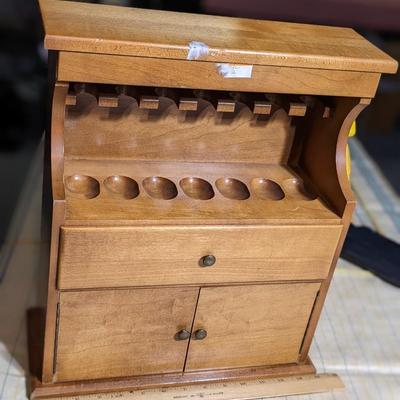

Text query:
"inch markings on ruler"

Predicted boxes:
[[52, 374, 344, 400]]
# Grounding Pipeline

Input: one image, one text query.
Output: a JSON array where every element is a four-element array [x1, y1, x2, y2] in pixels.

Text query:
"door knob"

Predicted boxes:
[[199, 255, 216, 267], [174, 329, 191, 341], [193, 329, 207, 340]]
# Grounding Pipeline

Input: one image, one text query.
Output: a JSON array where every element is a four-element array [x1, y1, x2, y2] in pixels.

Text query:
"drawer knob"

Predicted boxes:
[[174, 329, 191, 341], [193, 329, 207, 340], [200, 255, 216, 267]]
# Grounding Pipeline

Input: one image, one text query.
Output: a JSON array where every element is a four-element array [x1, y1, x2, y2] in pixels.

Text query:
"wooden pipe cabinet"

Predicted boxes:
[[31, 0, 397, 398]]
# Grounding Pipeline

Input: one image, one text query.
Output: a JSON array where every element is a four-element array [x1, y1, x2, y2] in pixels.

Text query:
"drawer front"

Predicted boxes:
[[58, 225, 341, 289]]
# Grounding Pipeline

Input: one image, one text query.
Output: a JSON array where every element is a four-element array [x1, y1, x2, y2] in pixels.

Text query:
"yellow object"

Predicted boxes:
[[346, 121, 356, 177], [349, 121, 357, 137]]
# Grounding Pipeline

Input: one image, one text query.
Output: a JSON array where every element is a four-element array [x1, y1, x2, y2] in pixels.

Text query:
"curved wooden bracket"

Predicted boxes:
[[336, 98, 370, 211], [51, 81, 68, 200], [297, 97, 370, 364], [297, 97, 370, 218]]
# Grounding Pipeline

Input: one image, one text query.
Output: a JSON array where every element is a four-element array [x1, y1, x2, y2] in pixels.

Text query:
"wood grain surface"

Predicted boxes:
[[57, 225, 341, 289], [41, 201, 65, 383], [39, 0, 397, 73], [31, 360, 315, 399], [185, 283, 320, 370], [55, 287, 199, 381], [62, 161, 340, 224], [64, 98, 294, 164], [34, 0, 397, 396], [58, 52, 382, 98]]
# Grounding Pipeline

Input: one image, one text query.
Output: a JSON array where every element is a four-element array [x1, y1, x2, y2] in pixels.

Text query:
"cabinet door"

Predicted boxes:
[[185, 283, 319, 371], [55, 287, 198, 382]]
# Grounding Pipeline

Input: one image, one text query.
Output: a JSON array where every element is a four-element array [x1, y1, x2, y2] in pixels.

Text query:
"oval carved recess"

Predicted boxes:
[[282, 178, 317, 201], [215, 178, 250, 200], [104, 176, 139, 199], [179, 177, 214, 200], [142, 176, 178, 200], [251, 178, 285, 201], [65, 175, 100, 199]]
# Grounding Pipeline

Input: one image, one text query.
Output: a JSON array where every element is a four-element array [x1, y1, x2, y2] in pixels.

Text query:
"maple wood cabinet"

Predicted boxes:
[[30, 0, 397, 398]]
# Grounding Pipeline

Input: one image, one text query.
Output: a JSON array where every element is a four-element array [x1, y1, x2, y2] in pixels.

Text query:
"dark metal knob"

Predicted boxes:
[[193, 329, 207, 340], [174, 329, 190, 341], [199, 255, 216, 267]]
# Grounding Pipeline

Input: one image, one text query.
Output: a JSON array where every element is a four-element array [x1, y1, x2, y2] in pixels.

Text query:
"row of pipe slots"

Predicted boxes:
[[65, 175, 317, 201], [66, 83, 334, 118]]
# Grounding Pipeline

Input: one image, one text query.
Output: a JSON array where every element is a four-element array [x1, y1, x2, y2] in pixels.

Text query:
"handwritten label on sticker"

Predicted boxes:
[[187, 41, 209, 60], [216, 63, 253, 78]]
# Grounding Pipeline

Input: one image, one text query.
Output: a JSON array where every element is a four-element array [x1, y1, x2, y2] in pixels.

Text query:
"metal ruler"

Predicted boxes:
[[53, 373, 344, 400]]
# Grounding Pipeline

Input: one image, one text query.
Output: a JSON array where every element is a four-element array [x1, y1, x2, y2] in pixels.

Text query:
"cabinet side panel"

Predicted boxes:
[[298, 99, 369, 361]]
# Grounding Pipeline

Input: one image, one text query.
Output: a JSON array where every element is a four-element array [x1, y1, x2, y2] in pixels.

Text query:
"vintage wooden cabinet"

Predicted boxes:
[[31, 0, 397, 398]]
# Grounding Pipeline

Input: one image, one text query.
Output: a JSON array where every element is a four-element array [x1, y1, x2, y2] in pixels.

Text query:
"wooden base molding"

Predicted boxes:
[[28, 307, 317, 399], [28, 307, 316, 398], [31, 366, 318, 399]]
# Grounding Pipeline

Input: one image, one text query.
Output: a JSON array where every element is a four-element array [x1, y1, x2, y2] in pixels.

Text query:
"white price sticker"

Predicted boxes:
[[216, 63, 253, 78]]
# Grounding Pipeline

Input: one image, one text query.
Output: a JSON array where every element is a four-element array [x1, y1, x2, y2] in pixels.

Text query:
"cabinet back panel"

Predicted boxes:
[[64, 98, 294, 164]]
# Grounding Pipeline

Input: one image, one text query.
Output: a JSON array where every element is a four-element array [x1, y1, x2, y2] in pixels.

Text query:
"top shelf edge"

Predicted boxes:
[[40, 0, 398, 75]]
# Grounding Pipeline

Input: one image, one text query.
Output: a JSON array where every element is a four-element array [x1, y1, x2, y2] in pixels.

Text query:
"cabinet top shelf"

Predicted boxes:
[[39, 0, 397, 74]]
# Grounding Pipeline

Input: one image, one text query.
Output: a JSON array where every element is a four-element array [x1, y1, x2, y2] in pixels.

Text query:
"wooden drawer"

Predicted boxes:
[[57, 225, 341, 289]]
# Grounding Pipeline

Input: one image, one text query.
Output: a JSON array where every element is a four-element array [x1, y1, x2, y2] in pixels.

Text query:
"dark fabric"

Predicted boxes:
[[342, 225, 400, 287]]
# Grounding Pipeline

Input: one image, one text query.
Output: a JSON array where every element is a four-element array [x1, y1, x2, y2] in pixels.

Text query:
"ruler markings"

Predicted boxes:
[[50, 374, 344, 400]]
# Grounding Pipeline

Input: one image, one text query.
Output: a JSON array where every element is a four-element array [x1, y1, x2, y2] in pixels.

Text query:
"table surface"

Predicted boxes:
[[0, 138, 399, 399]]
